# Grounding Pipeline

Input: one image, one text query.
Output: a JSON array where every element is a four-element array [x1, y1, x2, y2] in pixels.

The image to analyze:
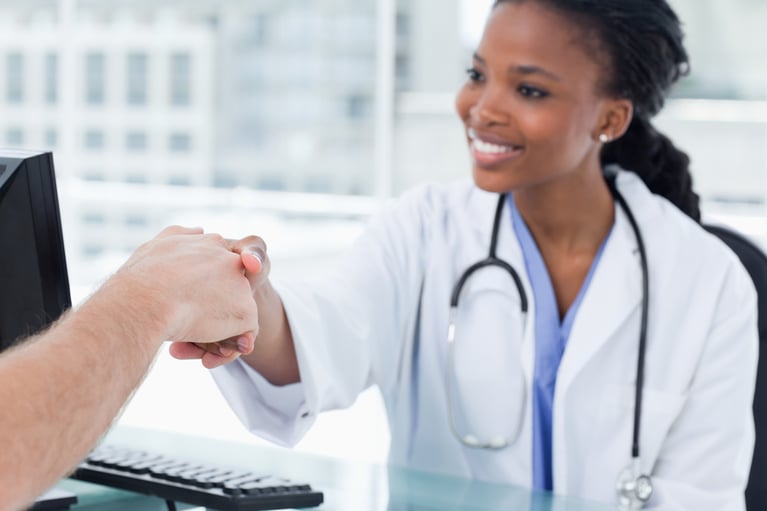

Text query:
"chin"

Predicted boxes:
[[471, 166, 517, 194]]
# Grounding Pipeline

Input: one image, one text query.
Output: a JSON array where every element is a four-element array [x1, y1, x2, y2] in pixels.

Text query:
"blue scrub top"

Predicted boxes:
[[509, 195, 613, 491]]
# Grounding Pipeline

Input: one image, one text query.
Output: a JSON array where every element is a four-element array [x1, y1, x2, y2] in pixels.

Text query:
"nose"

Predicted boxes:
[[471, 87, 510, 127]]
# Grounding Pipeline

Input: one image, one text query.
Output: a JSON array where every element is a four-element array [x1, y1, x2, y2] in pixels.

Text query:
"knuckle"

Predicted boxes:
[[204, 232, 225, 243]]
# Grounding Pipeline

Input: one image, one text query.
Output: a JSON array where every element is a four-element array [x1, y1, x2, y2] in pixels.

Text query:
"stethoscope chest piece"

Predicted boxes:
[[616, 460, 653, 510]]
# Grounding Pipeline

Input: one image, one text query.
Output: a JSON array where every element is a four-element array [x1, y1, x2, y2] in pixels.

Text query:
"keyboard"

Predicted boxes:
[[69, 445, 324, 511]]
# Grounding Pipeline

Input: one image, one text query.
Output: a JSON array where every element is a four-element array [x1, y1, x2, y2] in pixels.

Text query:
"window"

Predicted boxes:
[[127, 53, 148, 105], [84, 130, 105, 150], [125, 214, 148, 227], [85, 53, 106, 104], [125, 131, 147, 151], [125, 174, 147, 184], [6, 53, 23, 103], [346, 94, 370, 119], [5, 128, 23, 145], [82, 212, 105, 224], [168, 175, 191, 186], [168, 132, 191, 152], [44, 129, 57, 148], [213, 175, 238, 188], [170, 53, 191, 106], [44, 53, 57, 104], [83, 244, 104, 256], [82, 171, 105, 181], [257, 175, 286, 191]]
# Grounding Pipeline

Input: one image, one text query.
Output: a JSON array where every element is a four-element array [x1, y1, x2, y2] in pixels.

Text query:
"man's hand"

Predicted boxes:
[[169, 235, 270, 368], [111, 226, 260, 346]]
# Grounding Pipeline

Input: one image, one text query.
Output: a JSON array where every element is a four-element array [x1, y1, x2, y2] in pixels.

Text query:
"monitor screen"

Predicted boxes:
[[0, 149, 71, 352]]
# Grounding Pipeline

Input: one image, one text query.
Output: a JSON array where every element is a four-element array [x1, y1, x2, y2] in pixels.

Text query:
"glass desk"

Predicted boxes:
[[56, 426, 615, 511]]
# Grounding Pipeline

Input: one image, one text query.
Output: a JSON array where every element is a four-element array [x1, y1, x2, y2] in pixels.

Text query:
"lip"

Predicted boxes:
[[467, 128, 524, 168]]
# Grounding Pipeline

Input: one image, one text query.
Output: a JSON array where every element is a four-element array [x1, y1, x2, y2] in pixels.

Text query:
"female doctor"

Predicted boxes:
[[171, 0, 758, 509]]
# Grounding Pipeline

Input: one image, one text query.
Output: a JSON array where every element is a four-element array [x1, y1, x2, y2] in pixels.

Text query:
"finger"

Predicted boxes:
[[208, 334, 254, 355], [168, 342, 207, 360], [240, 250, 263, 275], [201, 350, 241, 369], [225, 235, 267, 258], [194, 341, 236, 358], [234, 332, 255, 355]]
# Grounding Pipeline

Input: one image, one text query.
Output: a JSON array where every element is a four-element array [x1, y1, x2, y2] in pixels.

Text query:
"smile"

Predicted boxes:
[[468, 128, 524, 167]]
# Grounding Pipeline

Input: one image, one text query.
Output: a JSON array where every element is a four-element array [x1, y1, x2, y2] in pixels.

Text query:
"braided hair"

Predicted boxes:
[[494, 0, 700, 221]]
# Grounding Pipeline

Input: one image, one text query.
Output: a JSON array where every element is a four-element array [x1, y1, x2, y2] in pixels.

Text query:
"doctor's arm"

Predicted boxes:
[[0, 227, 259, 511], [171, 186, 433, 442], [649, 269, 758, 510]]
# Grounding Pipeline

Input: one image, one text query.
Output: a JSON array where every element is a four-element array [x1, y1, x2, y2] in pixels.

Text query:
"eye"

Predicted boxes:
[[465, 67, 484, 83], [518, 84, 549, 99]]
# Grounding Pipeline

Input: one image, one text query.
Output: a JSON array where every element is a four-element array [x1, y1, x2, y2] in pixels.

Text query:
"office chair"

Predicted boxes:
[[703, 223, 767, 511]]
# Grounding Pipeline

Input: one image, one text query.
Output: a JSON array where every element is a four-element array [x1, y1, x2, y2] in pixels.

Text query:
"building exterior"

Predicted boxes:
[[0, 0, 216, 271]]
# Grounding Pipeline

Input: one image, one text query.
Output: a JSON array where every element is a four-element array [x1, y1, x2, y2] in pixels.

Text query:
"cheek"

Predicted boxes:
[[523, 107, 589, 147], [454, 85, 473, 122]]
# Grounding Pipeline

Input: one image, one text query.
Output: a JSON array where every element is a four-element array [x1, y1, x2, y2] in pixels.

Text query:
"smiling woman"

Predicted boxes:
[[195, 1, 758, 510]]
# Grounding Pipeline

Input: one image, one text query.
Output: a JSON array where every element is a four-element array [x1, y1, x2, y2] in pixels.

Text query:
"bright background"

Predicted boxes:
[[0, 0, 765, 464]]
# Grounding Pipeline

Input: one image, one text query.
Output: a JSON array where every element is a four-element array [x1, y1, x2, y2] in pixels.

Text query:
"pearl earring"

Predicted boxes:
[[599, 133, 610, 143]]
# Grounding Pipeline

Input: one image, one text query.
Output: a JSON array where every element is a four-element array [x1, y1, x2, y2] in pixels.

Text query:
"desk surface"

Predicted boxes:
[[57, 426, 614, 511]]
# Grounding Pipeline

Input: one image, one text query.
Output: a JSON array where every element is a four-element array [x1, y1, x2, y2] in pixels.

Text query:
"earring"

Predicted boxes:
[[599, 133, 611, 143]]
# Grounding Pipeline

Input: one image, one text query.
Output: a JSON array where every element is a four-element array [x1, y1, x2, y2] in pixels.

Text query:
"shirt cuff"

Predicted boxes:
[[210, 358, 316, 446]]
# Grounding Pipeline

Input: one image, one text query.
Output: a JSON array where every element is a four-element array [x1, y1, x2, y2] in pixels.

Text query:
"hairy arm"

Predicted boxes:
[[0, 227, 260, 509]]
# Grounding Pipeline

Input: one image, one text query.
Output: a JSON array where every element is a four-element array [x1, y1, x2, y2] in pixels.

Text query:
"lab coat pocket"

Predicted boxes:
[[597, 384, 687, 472], [584, 384, 687, 495]]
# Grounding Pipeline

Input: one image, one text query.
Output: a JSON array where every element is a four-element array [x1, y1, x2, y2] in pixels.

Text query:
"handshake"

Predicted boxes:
[[110, 225, 275, 368]]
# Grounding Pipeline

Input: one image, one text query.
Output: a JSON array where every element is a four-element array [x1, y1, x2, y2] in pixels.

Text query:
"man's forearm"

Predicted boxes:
[[0, 276, 166, 509]]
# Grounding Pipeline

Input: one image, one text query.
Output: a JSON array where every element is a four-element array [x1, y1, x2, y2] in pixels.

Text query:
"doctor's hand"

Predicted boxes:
[[169, 235, 271, 369]]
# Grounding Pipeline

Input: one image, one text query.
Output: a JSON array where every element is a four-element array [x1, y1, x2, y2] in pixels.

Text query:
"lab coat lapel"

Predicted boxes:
[[556, 205, 642, 393]]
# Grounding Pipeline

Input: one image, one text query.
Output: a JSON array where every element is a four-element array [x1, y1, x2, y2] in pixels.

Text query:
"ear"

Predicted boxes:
[[594, 98, 633, 142]]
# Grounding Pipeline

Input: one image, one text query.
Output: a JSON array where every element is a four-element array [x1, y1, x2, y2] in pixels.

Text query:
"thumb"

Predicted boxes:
[[241, 249, 263, 275]]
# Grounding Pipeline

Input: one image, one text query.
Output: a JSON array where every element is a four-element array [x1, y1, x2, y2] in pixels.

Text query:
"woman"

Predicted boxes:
[[172, 1, 758, 508]]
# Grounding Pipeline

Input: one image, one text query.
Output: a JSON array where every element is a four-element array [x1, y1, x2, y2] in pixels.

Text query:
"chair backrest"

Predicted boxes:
[[704, 223, 767, 511]]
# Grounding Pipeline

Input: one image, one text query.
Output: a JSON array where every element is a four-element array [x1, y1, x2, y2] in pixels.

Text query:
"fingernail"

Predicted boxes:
[[247, 250, 263, 265], [237, 335, 252, 353]]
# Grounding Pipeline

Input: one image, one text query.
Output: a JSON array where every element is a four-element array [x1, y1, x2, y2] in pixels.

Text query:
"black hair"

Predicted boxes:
[[493, 0, 700, 221]]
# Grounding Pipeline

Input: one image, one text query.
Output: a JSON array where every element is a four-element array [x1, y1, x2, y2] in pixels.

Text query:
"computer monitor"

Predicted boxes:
[[0, 149, 71, 352]]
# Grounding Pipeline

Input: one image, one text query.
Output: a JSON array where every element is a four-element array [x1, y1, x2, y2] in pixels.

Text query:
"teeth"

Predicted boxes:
[[473, 138, 515, 154], [468, 129, 516, 154]]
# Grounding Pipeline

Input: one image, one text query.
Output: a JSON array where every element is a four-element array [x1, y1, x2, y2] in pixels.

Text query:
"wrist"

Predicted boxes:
[[80, 271, 172, 349]]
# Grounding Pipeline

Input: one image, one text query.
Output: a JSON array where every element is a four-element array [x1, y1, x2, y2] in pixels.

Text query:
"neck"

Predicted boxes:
[[512, 168, 614, 254]]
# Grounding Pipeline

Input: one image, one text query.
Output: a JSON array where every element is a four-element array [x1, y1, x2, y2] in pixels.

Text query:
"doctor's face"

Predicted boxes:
[[455, 1, 611, 193]]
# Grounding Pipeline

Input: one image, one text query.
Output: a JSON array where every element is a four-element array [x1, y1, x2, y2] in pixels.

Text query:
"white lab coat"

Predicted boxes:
[[212, 169, 758, 510]]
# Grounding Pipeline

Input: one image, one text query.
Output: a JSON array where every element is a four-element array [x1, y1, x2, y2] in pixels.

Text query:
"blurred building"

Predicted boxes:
[[0, 0, 463, 286], [0, 0, 765, 275], [0, 0, 216, 262]]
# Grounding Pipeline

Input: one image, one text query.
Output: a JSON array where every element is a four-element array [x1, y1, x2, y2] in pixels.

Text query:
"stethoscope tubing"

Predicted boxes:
[[449, 193, 528, 311], [608, 178, 650, 461], [446, 175, 650, 498]]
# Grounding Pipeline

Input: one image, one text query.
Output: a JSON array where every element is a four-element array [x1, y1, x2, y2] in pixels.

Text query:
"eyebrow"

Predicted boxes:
[[473, 52, 561, 82]]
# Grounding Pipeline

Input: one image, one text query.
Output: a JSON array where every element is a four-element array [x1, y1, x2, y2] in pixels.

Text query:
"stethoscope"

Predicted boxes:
[[445, 175, 653, 509]]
